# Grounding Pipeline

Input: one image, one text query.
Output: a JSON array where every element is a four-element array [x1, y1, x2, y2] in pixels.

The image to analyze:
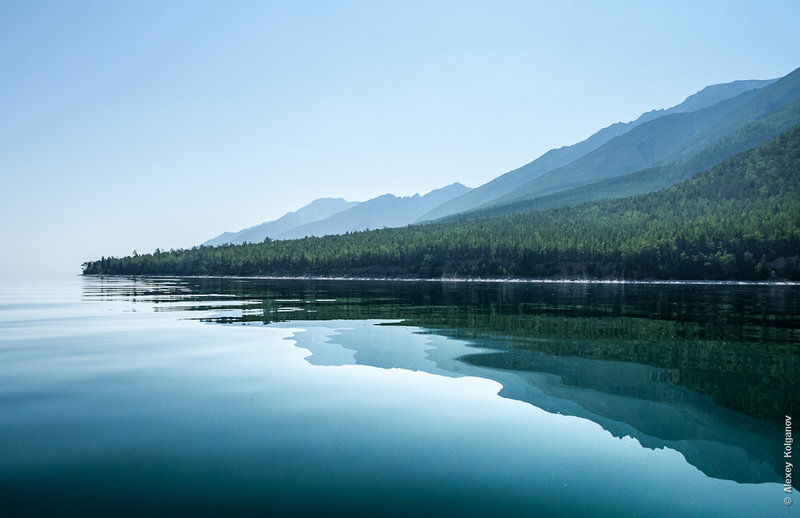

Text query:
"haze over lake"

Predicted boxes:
[[1, 276, 796, 516]]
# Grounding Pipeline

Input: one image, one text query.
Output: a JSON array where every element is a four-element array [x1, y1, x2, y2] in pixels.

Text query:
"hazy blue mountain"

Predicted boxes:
[[447, 98, 800, 221], [665, 79, 777, 114], [203, 197, 360, 246], [202, 72, 789, 247], [485, 68, 799, 208], [675, 69, 800, 158], [419, 77, 776, 221], [276, 183, 471, 239], [89, 123, 800, 282]]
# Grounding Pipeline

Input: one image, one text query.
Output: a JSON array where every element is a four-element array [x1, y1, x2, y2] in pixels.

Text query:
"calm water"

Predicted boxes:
[[1, 276, 798, 517]]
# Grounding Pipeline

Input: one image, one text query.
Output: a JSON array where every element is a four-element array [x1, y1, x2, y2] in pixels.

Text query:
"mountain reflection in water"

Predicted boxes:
[[84, 276, 799, 487]]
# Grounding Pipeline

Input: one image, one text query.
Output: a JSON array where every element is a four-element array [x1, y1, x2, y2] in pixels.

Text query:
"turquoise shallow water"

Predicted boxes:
[[0, 276, 797, 517]]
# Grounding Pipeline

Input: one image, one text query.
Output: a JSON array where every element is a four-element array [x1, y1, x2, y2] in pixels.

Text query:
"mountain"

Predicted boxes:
[[483, 67, 800, 209], [84, 124, 800, 281], [452, 98, 800, 221], [204, 74, 785, 246], [419, 77, 776, 221], [666, 79, 777, 114], [203, 197, 360, 246], [275, 183, 471, 240]]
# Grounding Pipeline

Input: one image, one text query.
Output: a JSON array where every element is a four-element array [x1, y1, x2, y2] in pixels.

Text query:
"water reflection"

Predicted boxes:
[[82, 276, 799, 487]]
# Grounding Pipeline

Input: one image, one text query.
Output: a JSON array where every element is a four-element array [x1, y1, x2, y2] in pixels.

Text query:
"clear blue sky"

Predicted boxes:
[[1, 0, 799, 277]]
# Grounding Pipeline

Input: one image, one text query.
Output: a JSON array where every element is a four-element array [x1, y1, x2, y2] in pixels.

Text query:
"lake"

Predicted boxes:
[[1, 276, 797, 517]]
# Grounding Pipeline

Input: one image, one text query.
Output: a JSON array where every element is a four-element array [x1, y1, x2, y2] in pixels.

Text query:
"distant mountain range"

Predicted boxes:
[[204, 183, 470, 246], [438, 69, 800, 220], [87, 121, 800, 280], [274, 183, 470, 240], [203, 198, 359, 246], [456, 97, 800, 221], [418, 78, 777, 221], [203, 68, 800, 246]]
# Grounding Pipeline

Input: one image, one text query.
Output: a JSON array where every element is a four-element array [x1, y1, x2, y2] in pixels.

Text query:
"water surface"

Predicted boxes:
[[0, 276, 797, 517]]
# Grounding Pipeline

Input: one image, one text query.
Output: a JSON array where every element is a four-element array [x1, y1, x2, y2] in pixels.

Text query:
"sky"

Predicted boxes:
[[1, 1, 799, 277]]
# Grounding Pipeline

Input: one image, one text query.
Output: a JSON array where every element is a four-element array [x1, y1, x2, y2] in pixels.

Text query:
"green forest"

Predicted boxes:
[[83, 124, 800, 281]]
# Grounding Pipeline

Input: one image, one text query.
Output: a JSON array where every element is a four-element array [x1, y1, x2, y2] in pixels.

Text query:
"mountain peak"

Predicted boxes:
[[202, 197, 360, 246], [273, 182, 473, 239]]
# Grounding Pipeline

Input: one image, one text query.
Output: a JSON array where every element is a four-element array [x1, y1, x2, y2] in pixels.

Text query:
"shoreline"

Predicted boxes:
[[80, 273, 800, 287]]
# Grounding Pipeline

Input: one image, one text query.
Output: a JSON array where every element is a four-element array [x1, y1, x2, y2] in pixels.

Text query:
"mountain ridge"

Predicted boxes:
[[418, 77, 777, 221], [203, 74, 786, 244], [83, 124, 800, 281], [443, 98, 800, 222], [203, 197, 360, 246], [276, 182, 471, 240], [486, 68, 800, 209]]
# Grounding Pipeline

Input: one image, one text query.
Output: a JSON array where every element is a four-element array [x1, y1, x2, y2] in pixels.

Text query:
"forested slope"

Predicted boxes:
[[486, 67, 800, 209], [83, 125, 800, 281]]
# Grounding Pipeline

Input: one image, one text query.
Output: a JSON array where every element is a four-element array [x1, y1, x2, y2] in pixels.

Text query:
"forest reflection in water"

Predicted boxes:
[[84, 276, 799, 487]]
